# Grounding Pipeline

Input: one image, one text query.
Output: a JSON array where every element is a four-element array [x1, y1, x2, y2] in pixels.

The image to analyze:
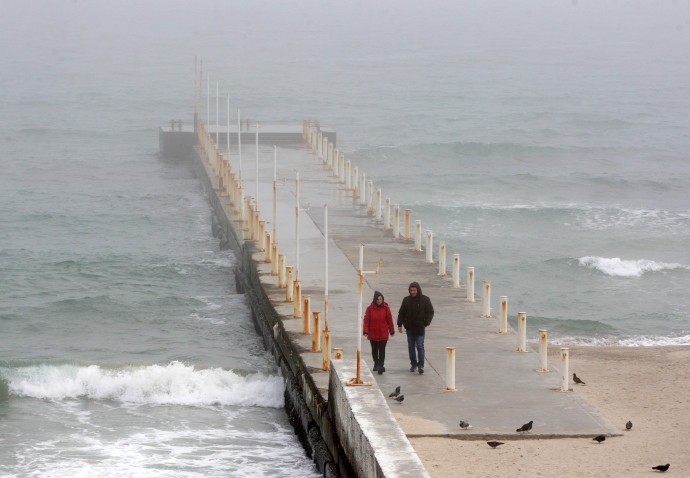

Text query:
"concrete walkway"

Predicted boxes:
[[229, 141, 617, 440]]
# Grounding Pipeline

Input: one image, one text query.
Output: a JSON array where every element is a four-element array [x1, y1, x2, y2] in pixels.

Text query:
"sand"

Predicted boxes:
[[407, 345, 690, 477]]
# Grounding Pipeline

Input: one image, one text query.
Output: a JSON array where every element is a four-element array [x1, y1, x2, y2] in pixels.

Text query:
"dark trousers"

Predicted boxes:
[[370, 340, 387, 368]]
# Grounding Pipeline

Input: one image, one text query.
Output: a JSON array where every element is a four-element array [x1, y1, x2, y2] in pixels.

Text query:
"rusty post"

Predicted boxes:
[[375, 188, 382, 222], [394, 205, 400, 238], [323, 137, 328, 165], [328, 142, 333, 169], [499, 296, 508, 334], [254, 210, 260, 243], [271, 242, 279, 275], [264, 231, 272, 262], [367, 180, 374, 214], [285, 266, 294, 301], [559, 348, 570, 391], [339, 153, 345, 182], [293, 280, 302, 318], [404, 209, 411, 240], [360, 173, 367, 206], [453, 254, 460, 287], [538, 329, 549, 372], [334, 148, 339, 176], [346, 160, 351, 190], [384, 196, 391, 229], [258, 221, 266, 252], [278, 254, 286, 287], [322, 329, 331, 371], [352, 167, 358, 201], [312, 312, 321, 352], [426, 230, 433, 262], [439, 241, 446, 275], [414, 220, 422, 251], [483, 280, 492, 318], [467, 267, 475, 302], [317, 131, 323, 159], [517, 312, 527, 352], [334, 348, 343, 360], [302, 296, 311, 334], [445, 347, 457, 391]]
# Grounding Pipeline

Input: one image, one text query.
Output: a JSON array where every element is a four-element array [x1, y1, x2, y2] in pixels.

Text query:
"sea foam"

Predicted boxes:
[[2, 361, 284, 408], [578, 256, 686, 277]]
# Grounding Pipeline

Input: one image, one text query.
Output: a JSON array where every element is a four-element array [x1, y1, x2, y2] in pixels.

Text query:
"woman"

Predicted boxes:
[[363, 291, 395, 374]]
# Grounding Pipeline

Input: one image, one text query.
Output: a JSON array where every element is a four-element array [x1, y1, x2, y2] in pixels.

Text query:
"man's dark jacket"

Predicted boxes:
[[397, 281, 434, 336]]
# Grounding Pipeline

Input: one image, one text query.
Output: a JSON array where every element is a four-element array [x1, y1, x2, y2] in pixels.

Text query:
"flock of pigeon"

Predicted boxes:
[[388, 372, 670, 473]]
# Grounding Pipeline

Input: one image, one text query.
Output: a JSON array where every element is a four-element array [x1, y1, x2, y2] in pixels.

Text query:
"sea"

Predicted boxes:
[[1, 0, 689, 476]]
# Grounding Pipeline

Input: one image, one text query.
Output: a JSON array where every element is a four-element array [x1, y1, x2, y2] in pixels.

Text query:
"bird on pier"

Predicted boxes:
[[573, 373, 585, 385], [389, 386, 401, 398], [625, 421, 633, 430], [487, 441, 504, 448], [516, 420, 533, 433], [652, 464, 670, 472], [593, 434, 606, 444], [394, 395, 404, 403], [459, 420, 471, 430]]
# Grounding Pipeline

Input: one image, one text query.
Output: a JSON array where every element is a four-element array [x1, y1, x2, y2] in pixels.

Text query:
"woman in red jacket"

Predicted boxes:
[[363, 291, 395, 374]]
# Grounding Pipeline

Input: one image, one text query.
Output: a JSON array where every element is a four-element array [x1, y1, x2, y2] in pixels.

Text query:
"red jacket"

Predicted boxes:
[[363, 302, 395, 341]]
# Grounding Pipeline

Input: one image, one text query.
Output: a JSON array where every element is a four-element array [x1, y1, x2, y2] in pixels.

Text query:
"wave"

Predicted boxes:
[[0, 361, 284, 408], [549, 334, 690, 347], [578, 256, 687, 277]]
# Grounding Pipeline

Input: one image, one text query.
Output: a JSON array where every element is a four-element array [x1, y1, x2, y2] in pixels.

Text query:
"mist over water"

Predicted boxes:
[[1, 0, 690, 475]]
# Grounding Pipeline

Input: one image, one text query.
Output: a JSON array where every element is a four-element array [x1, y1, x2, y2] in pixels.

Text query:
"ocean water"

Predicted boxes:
[[1, 0, 690, 476]]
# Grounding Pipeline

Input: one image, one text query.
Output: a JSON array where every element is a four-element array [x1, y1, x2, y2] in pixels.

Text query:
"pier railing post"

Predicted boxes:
[[360, 173, 367, 206], [322, 328, 331, 371], [328, 143, 333, 170], [339, 154, 345, 182], [367, 180, 374, 214], [538, 329, 549, 372], [352, 167, 358, 200], [483, 280, 492, 318], [384, 197, 391, 230], [278, 254, 286, 287], [425, 230, 433, 262], [499, 296, 508, 334], [467, 267, 475, 302], [272, 243, 280, 275], [559, 348, 570, 391], [312, 312, 322, 352], [394, 205, 400, 239], [439, 241, 446, 274], [265, 231, 272, 262], [517, 312, 527, 352], [445, 347, 457, 391], [258, 220, 266, 252], [404, 210, 412, 240], [294, 280, 302, 317], [452, 254, 460, 287], [285, 266, 294, 301], [346, 161, 351, 190], [375, 188, 382, 222], [415, 221, 423, 251], [302, 296, 311, 334]]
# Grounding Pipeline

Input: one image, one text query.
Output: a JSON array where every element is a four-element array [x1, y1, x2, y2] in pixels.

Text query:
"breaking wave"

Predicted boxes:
[[578, 256, 687, 278]]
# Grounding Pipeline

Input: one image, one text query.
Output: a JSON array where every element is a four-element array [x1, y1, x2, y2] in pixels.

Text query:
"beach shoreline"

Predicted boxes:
[[407, 345, 690, 477]]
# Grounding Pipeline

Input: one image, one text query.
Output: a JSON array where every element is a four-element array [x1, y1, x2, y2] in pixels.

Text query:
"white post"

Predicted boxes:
[[278, 254, 286, 288], [206, 71, 210, 127], [367, 180, 373, 214], [439, 242, 446, 275], [286, 266, 294, 301], [346, 161, 351, 190], [328, 143, 333, 170], [339, 154, 345, 182], [273, 145, 277, 243], [295, 172, 300, 280], [414, 220, 422, 251], [499, 296, 508, 334], [452, 254, 460, 287], [393, 205, 400, 239], [226, 93, 230, 154], [215, 81, 219, 144], [384, 197, 391, 229], [255, 122, 259, 211], [375, 189, 382, 222], [358, 243, 364, 273], [538, 329, 549, 372], [445, 347, 456, 391], [560, 348, 569, 391], [425, 230, 433, 263], [483, 280, 491, 318], [360, 173, 366, 206], [324, 204, 329, 325], [467, 267, 475, 302], [237, 108, 242, 182], [517, 312, 527, 352], [334, 148, 339, 176]]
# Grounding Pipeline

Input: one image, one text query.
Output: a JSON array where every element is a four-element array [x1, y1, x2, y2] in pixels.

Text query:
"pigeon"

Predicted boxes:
[[625, 421, 632, 430], [652, 464, 670, 472], [593, 434, 606, 444], [389, 386, 401, 398], [573, 373, 586, 385], [487, 441, 504, 448], [459, 421, 470, 429], [516, 420, 533, 433], [394, 395, 404, 403]]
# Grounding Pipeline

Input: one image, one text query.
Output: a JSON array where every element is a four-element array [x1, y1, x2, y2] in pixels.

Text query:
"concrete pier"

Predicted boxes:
[[163, 120, 618, 477]]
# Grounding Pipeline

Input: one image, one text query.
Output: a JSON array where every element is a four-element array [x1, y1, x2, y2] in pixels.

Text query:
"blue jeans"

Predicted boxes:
[[406, 329, 425, 368]]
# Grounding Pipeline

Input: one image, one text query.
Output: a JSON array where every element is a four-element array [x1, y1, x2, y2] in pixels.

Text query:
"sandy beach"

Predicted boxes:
[[404, 345, 690, 477]]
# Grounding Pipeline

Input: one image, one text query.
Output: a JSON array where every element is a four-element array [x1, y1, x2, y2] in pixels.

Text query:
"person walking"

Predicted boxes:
[[397, 281, 434, 374], [363, 291, 395, 374]]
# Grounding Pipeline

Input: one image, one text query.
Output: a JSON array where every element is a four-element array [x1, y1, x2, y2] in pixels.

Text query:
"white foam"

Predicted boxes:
[[3, 362, 284, 407], [578, 256, 687, 277], [551, 334, 690, 347]]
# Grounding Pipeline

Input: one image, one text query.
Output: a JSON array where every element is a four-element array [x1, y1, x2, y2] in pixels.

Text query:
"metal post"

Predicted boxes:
[[247, 201, 254, 239], [237, 108, 242, 184], [294, 280, 302, 318], [414, 220, 422, 251], [375, 189, 382, 222], [264, 231, 272, 262], [258, 221, 266, 252], [334, 348, 343, 360], [517, 312, 527, 352], [295, 172, 300, 281], [254, 210, 260, 244], [559, 348, 570, 391], [312, 312, 322, 352], [352, 167, 358, 200], [334, 148, 339, 177], [360, 173, 366, 206], [439, 242, 446, 275], [426, 230, 433, 262], [328, 143, 333, 170], [404, 209, 411, 240], [278, 254, 286, 287], [215, 81, 219, 145], [286, 266, 294, 301], [324, 204, 331, 371], [322, 328, 331, 371], [346, 161, 351, 190], [483, 280, 491, 318], [271, 242, 279, 275], [453, 254, 460, 287], [538, 329, 549, 372], [302, 296, 311, 334], [317, 131, 323, 159], [445, 347, 457, 391], [384, 197, 391, 230], [394, 205, 400, 239], [339, 154, 345, 182], [255, 122, 259, 211], [367, 180, 373, 214], [467, 267, 475, 302], [499, 296, 508, 334]]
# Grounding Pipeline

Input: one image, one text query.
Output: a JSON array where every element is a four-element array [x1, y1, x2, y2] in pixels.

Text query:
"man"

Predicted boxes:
[[397, 281, 434, 374]]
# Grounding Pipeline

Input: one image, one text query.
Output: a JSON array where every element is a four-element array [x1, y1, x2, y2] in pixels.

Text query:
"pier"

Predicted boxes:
[[160, 118, 618, 477]]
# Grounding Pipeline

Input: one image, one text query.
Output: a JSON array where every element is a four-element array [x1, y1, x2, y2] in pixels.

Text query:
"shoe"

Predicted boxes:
[[418, 367, 424, 374], [409, 366, 417, 373], [378, 366, 385, 375], [373, 364, 379, 372]]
